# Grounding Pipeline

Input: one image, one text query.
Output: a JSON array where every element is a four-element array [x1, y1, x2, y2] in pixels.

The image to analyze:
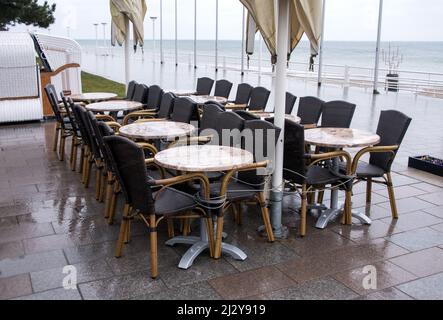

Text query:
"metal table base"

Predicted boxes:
[[314, 157, 372, 229], [165, 218, 247, 269]]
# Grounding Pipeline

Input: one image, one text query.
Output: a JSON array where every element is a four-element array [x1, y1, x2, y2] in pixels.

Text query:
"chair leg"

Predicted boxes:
[[99, 171, 106, 202], [79, 146, 85, 173], [149, 214, 158, 279], [69, 137, 75, 169], [71, 137, 78, 171], [107, 193, 118, 225], [59, 130, 66, 161], [53, 123, 60, 152], [182, 218, 190, 236], [167, 219, 175, 238], [84, 156, 92, 188], [124, 218, 132, 244], [345, 190, 353, 225], [95, 166, 102, 200], [115, 204, 130, 258], [214, 216, 225, 259], [104, 174, 114, 219], [386, 173, 399, 219], [258, 193, 275, 242], [366, 179, 372, 204], [205, 217, 215, 258], [300, 186, 308, 237]]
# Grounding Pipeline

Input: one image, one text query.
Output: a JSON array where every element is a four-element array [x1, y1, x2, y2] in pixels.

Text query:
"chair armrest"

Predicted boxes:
[[152, 173, 211, 199], [145, 158, 166, 179], [96, 114, 116, 122], [219, 161, 270, 196], [123, 111, 158, 125], [135, 118, 167, 123], [306, 150, 353, 174], [351, 145, 398, 174], [303, 123, 317, 129], [225, 103, 247, 110], [167, 135, 213, 148], [136, 142, 158, 156], [105, 121, 121, 132]]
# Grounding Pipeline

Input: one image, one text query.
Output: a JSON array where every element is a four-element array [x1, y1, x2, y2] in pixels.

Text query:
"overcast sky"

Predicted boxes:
[[9, 0, 443, 41]]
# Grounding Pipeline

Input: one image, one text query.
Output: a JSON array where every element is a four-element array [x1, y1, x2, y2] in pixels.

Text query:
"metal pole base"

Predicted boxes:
[[315, 208, 341, 229], [257, 224, 289, 239], [351, 210, 372, 225]]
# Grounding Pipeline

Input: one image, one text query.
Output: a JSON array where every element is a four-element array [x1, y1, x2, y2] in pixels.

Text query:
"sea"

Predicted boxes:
[[77, 40, 443, 74]]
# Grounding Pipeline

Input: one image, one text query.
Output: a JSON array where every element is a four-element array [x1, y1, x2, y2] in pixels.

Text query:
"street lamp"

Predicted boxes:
[[93, 23, 99, 55], [101, 22, 108, 55], [150, 16, 158, 58]]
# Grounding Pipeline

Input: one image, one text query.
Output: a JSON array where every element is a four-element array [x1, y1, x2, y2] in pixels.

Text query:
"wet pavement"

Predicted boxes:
[[1, 79, 443, 299]]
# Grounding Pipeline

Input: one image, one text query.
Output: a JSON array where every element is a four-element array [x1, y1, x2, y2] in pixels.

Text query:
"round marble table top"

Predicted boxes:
[[119, 121, 196, 140], [166, 89, 197, 96], [305, 128, 380, 148], [85, 100, 143, 112], [189, 95, 228, 105], [70, 92, 117, 102], [253, 112, 301, 123], [155, 145, 254, 172]]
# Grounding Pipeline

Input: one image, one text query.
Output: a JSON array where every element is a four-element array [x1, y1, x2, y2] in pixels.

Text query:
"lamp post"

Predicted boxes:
[[101, 22, 107, 51], [215, 0, 219, 72], [150, 16, 157, 59], [160, 0, 164, 64], [317, 0, 326, 86], [194, 0, 197, 69], [93, 23, 99, 55], [373, 0, 384, 94], [66, 26, 71, 38], [175, 0, 178, 66]]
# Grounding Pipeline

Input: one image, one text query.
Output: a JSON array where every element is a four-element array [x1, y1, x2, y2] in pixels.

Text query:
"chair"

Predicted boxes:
[[215, 111, 244, 147], [349, 110, 411, 219], [44, 84, 73, 161], [210, 120, 278, 257], [285, 92, 298, 115], [103, 135, 213, 279], [234, 110, 260, 121], [123, 92, 176, 125], [297, 96, 324, 126], [171, 97, 199, 123], [278, 119, 353, 236], [248, 86, 270, 111], [126, 80, 138, 100], [200, 104, 225, 132], [214, 79, 233, 98], [146, 85, 164, 110], [60, 95, 83, 171], [204, 100, 225, 111], [132, 84, 149, 105], [232, 83, 253, 105], [196, 77, 214, 96], [320, 100, 356, 128]]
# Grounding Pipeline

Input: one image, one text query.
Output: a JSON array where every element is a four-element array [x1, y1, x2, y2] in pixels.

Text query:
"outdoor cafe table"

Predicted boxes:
[[85, 100, 143, 113], [154, 145, 254, 269], [252, 112, 301, 123], [119, 121, 196, 141], [304, 128, 381, 229], [166, 89, 197, 96], [69, 92, 118, 103], [188, 95, 228, 105]]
